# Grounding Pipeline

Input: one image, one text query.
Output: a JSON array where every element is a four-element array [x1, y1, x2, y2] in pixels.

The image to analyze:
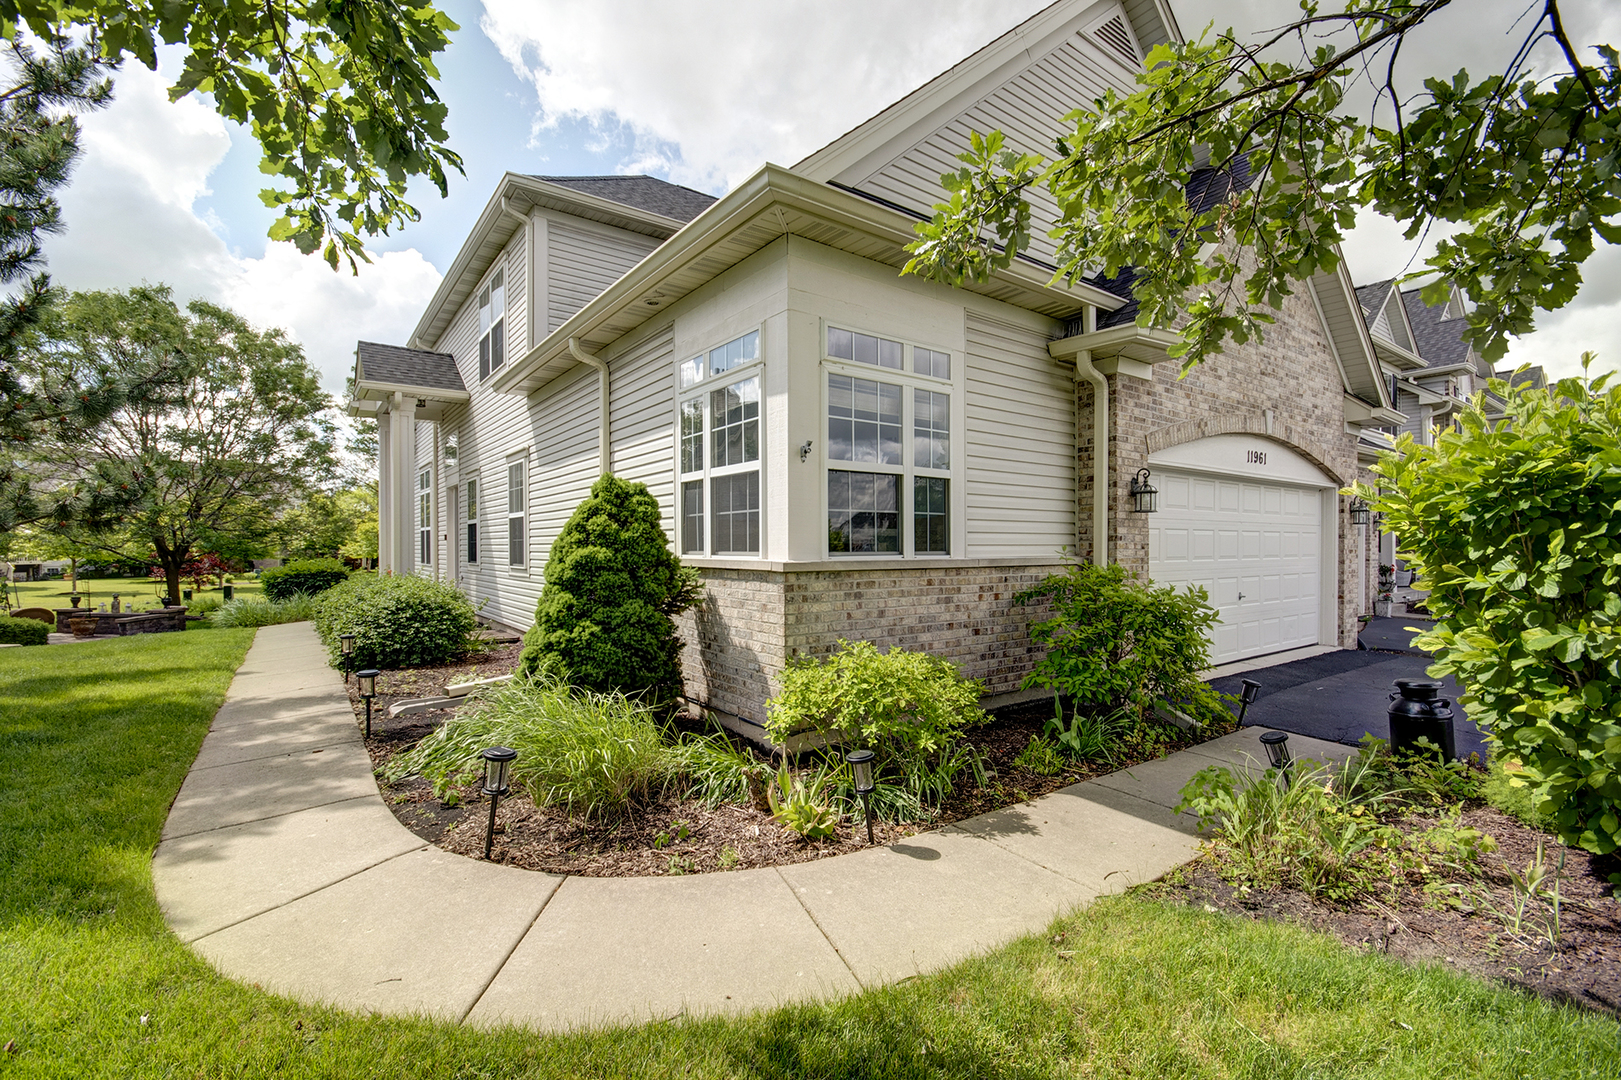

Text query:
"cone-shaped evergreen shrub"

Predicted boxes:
[[518, 475, 701, 705]]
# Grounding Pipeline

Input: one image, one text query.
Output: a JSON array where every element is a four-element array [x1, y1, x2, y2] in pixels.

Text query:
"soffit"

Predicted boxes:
[[490, 165, 1124, 398]]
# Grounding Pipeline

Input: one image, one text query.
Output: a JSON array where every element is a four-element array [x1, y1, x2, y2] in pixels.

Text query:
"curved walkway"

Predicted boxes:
[[152, 624, 1349, 1031]]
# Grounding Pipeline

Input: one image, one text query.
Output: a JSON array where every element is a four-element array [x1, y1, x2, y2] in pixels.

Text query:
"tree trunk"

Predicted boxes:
[[68, 557, 77, 595], [154, 538, 188, 606]]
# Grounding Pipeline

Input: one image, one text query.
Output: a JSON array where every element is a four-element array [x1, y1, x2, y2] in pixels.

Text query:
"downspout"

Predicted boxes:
[[568, 337, 611, 476], [1073, 308, 1109, 566]]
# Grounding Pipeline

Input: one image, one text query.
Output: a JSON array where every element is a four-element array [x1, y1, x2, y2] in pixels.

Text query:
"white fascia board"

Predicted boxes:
[[490, 164, 1124, 396], [353, 379, 472, 405], [1310, 258, 1389, 407], [793, 0, 1120, 184], [1372, 337, 1427, 371], [407, 173, 687, 352], [1343, 394, 1404, 425], [1048, 324, 1182, 366]]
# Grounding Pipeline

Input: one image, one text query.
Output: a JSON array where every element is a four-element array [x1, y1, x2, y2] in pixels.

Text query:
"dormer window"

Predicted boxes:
[[479, 269, 506, 381]]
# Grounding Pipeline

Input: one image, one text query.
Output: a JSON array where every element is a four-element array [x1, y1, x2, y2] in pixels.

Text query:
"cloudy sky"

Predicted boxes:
[[40, 0, 1621, 397]]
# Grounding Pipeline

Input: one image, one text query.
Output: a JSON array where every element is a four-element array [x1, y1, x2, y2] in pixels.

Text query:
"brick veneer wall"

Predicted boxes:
[[1078, 285, 1381, 649], [676, 563, 1065, 727]]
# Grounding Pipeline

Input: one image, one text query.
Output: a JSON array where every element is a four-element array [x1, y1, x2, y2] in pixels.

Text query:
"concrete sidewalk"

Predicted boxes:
[[153, 623, 1348, 1031]]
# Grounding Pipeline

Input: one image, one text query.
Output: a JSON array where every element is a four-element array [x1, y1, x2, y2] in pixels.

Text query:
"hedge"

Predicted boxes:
[[313, 573, 477, 670], [0, 616, 50, 646], [261, 558, 351, 601]]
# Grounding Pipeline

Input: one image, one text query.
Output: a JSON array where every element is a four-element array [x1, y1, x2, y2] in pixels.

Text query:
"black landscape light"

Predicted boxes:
[[1259, 730, 1293, 787], [481, 746, 518, 860], [1129, 468, 1158, 513], [357, 668, 380, 737], [1348, 497, 1371, 526], [340, 633, 356, 681], [846, 748, 877, 845], [1237, 679, 1261, 726]]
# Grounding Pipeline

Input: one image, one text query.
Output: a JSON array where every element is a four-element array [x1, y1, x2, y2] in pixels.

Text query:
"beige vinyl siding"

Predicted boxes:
[[1120, 0, 1175, 48], [855, 31, 1138, 268], [963, 312, 1073, 556], [608, 327, 678, 538], [547, 219, 660, 333], [530, 369, 601, 565], [1369, 301, 1393, 344], [1394, 388, 1427, 441], [431, 226, 542, 631]]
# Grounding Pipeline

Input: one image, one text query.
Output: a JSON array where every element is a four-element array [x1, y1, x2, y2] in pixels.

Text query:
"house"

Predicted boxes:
[[349, 0, 1394, 739]]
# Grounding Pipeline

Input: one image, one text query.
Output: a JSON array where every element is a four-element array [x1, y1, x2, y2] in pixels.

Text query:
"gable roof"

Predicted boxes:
[[530, 175, 715, 223], [1402, 287, 1478, 370], [354, 341, 467, 399], [793, 0, 1180, 187]]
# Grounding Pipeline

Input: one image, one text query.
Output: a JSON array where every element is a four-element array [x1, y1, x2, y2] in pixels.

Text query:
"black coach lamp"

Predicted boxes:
[[1348, 496, 1371, 526], [846, 748, 877, 845], [1129, 468, 1159, 513], [481, 746, 518, 859], [357, 668, 380, 737], [339, 633, 356, 681]]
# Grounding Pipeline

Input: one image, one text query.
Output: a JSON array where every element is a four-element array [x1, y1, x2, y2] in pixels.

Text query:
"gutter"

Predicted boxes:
[[1051, 307, 1108, 567], [568, 338, 611, 476]]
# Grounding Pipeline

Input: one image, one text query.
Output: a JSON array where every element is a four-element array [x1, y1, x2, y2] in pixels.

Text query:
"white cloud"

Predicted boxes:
[[45, 62, 442, 396], [479, 0, 1051, 191]]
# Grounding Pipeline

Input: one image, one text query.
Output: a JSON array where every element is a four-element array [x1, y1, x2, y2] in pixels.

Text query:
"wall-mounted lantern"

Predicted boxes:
[[1348, 497, 1371, 526], [1129, 468, 1158, 513]]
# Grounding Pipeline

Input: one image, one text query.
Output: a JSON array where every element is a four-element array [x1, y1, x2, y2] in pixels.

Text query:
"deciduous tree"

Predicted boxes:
[[905, 1, 1618, 369]]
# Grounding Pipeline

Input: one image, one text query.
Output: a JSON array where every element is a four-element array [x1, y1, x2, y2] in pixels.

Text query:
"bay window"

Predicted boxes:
[[824, 325, 952, 557], [677, 329, 762, 556]]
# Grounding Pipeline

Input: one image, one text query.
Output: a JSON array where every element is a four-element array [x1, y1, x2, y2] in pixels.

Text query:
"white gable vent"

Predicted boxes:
[[1090, 14, 1140, 66]]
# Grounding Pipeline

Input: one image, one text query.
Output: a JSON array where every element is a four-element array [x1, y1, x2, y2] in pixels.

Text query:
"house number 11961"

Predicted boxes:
[[1246, 449, 1268, 465]]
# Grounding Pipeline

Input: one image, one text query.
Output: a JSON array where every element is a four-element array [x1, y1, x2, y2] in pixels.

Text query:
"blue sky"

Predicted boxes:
[[39, 0, 1621, 397]]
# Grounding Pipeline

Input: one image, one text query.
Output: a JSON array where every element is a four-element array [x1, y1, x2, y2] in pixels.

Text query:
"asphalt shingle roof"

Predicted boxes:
[[531, 175, 717, 223], [1401, 290, 1473, 369], [356, 341, 465, 393], [1354, 279, 1394, 318]]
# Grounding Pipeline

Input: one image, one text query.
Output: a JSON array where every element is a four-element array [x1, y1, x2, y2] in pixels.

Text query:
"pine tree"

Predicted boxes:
[[518, 475, 703, 708]]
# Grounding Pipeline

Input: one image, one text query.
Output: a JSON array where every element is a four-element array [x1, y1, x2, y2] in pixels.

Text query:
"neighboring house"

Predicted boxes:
[[350, 0, 1392, 740]]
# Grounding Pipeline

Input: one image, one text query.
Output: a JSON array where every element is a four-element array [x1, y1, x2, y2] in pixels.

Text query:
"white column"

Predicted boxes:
[[389, 391, 417, 573], [376, 409, 393, 573]]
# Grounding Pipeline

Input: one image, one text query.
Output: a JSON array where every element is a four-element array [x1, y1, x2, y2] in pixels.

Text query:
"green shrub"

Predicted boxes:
[[261, 558, 350, 601], [766, 763, 840, 839], [0, 616, 48, 646], [1016, 562, 1226, 724], [518, 475, 702, 707], [210, 595, 320, 628], [766, 639, 987, 808], [1013, 735, 1067, 776], [314, 573, 476, 669], [1355, 357, 1621, 855], [382, 676, 681, 819]]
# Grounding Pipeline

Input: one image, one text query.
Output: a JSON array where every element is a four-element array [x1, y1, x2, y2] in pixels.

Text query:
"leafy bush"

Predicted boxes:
[[382, 676, 681, 819], [1354, 358, 1621, 855], [1177, 745, 1496, 902], [0, 616, 48, 646], [1016, 562, 1226, 724], [313, 573, 477, 669], [261, 558, 350, 601], [518, 475, 702, 707], [766, 639, 988, 808], [210, 594, 320, 628]]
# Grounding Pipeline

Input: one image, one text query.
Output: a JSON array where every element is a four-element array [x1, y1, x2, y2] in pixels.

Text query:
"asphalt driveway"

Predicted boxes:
[[1206, 617, 1489, 761]]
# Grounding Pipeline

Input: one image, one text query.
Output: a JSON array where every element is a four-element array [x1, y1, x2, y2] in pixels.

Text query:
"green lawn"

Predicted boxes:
[[0, 630, 1615, 1078], [5, 573, 264, 610]]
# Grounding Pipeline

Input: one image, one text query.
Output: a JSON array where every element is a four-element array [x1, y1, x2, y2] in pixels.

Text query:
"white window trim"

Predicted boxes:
[[417, 467, 434, 567], [464, 473, 479, 565], [505, 454, 527, 569], [819, 321, 964, 559], [673, 327, 766, 558], [477, 263, 508, 383]]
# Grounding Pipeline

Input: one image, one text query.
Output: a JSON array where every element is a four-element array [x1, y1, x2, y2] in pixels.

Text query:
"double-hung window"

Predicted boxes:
[[677, 330, 762, 556], [506, 459, 526, 567], [825, 326, 953, 556], [464, 477, 479, 564], [478, 269, 506, 381], [417, 469, 433, 566]]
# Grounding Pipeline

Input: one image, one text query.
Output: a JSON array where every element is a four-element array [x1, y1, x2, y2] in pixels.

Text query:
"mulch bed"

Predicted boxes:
[[1155, 806, 1621, 1018], [344, 650, 1232, 878]]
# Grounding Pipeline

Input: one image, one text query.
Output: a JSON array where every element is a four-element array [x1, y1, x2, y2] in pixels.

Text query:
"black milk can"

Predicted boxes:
[[1388, 679, 1456, 760]]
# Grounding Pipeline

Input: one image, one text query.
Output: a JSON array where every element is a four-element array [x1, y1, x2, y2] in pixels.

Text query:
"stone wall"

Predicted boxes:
[[1077, 285, 1380, 649], [676, 562, 1065, 728]]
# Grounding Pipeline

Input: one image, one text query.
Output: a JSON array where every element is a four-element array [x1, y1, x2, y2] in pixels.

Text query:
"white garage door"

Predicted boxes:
[[1149, 471, 1323, 665]]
